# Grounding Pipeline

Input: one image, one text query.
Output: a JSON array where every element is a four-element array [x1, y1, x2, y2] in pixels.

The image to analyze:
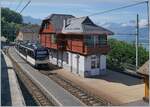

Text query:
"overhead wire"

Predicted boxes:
[[88, 1, 148, 17], [19, 0, 31, 13], [15, 0, 23, 11]]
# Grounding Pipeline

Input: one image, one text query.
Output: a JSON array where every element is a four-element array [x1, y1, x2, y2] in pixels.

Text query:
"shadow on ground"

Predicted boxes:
[[37, 63, 62, 75], [38, 63, 62, 70], [89, 70, 143, 86], [1, 53, 12, 106]]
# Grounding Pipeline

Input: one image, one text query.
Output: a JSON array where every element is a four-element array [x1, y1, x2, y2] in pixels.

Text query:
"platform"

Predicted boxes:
[[1, 51, 25, 106], [8, 47, 84, 106]]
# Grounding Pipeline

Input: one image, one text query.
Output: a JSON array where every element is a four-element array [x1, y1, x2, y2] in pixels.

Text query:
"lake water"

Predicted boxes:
[[109, 35, 149, 51]]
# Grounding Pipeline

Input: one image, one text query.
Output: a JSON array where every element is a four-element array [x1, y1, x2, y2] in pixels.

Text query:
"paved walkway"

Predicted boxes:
[[1, 51, 25, 106], [52, 68, 145, 105]]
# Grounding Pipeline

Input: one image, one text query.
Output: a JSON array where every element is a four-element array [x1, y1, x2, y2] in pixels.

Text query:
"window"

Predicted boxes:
[[28, 50, 34, 58], [91, 55, 96, 69], [66, 53, 69, 64], [91, 60, 96, 69], [45, 23, 49, 29], [19, 46, 26, 56], [97, 56, 100, 68], [51, 34, 57, 44], [85, 35, 94, 47], [98, 35, 107, 46], [91, 55, 100, 69], [36, 50, 49, 60], [64, 53, 69, 64]]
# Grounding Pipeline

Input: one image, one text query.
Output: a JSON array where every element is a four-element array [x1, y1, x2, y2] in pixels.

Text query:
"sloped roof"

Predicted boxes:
[[138, 60, 149, 76], [44, 14, 75, 32], [62, 16, 114, 35], [20, 25, 40, 33]]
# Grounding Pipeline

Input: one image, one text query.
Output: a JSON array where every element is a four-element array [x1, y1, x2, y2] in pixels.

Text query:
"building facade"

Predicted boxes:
[[39, 14, 113, 77], [16, 25, 40, 42]]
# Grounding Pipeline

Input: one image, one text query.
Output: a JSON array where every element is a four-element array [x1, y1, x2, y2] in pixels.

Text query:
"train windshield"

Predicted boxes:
[[36, 49, 49, 60]]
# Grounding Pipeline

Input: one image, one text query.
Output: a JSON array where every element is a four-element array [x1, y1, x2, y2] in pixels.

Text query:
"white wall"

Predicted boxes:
[[84, 54, 106, 76], [49, 50, 85, 76], [70, 53, 85, 76], [85, 55, 99, 76], [100, 55, 106, 70], [49, 49, 106, 77]]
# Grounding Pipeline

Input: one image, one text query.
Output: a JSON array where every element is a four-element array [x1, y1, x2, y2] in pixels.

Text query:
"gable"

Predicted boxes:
[[41, 14, 75, 33], [62, 16, 114, 35], [82, 17, 96, 26]]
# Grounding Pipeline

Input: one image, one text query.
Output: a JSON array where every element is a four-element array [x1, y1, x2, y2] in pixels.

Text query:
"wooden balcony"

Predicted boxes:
[[84, 45, 110, 55]]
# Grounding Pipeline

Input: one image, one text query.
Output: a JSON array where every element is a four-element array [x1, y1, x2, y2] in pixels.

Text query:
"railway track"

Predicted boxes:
[[40, 70, 112, 106], [6, 48, 54, 106], [6, 47, 112, 106]]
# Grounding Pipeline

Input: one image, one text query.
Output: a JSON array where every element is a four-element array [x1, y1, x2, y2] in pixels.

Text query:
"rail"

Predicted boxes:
[[40, 70, 112, 106]]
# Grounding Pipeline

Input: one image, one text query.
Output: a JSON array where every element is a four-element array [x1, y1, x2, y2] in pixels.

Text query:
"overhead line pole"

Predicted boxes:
[[136, 14, 139, 72], [147, 0, 150, 63]]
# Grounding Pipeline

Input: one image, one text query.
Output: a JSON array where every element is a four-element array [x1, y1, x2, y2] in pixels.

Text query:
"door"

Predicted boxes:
[[76, 55, 80, 74]]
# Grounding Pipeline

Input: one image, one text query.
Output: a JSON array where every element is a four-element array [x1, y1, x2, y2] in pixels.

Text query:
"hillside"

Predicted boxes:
[[23, 16, 42, 25], [101, 22, 148, 50]]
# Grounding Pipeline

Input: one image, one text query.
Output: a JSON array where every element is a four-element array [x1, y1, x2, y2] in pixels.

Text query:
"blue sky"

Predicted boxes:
[[1, 0, 148, 26]]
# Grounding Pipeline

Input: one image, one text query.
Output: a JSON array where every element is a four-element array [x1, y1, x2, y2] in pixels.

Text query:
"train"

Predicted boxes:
[[15, 41, 49, 68]]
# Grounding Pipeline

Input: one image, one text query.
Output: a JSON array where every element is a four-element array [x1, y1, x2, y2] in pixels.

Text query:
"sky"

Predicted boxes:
[[0, 0, 148, 26]]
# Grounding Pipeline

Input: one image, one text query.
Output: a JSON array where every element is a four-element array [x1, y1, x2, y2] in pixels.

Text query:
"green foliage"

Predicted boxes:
[[107, 39, 149, 71], [1, 8, 23, 24], [1, 8, 23, 41]]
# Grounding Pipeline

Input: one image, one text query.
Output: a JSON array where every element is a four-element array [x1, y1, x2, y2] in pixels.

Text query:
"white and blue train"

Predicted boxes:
[[15, 42, 49, 68]]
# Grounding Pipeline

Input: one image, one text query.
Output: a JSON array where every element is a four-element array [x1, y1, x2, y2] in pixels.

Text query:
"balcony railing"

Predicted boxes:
[[84, 45, 110, 54]]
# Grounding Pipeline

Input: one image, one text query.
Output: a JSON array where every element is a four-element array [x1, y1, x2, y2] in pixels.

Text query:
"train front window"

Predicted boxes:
[[36, 50, 49, 60]]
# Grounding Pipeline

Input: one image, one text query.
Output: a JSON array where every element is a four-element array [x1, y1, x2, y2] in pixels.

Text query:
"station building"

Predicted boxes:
[[39, 14, 113, 77]]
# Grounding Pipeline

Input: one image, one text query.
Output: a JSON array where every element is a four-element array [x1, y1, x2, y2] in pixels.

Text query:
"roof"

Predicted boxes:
[[138, 60, 149, 76], [20, 25, 40, 33], [62, 16, 114, 35], [44, 14, 75, 32]]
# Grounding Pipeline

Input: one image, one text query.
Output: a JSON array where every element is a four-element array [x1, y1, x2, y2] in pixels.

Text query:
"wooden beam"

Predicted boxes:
[[143, 76, 149, 102]]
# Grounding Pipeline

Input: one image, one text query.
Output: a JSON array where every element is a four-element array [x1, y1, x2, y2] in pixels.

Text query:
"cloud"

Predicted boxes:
[[139, 19, 148, 28], [121, 19, 147, 28], [121, 22, 135, 27]]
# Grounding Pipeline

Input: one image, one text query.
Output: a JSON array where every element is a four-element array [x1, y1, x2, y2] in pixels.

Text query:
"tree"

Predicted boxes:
[[1, 8, 23, 24], [107, 39, 149, 71], [1, 8, 23, 41]]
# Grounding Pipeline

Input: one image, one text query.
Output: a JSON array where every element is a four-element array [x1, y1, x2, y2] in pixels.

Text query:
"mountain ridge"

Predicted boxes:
[[23, 16, 42, 25]]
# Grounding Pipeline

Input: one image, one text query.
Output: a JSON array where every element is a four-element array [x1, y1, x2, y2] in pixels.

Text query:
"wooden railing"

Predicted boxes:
[[84, 45, 110, 54]]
